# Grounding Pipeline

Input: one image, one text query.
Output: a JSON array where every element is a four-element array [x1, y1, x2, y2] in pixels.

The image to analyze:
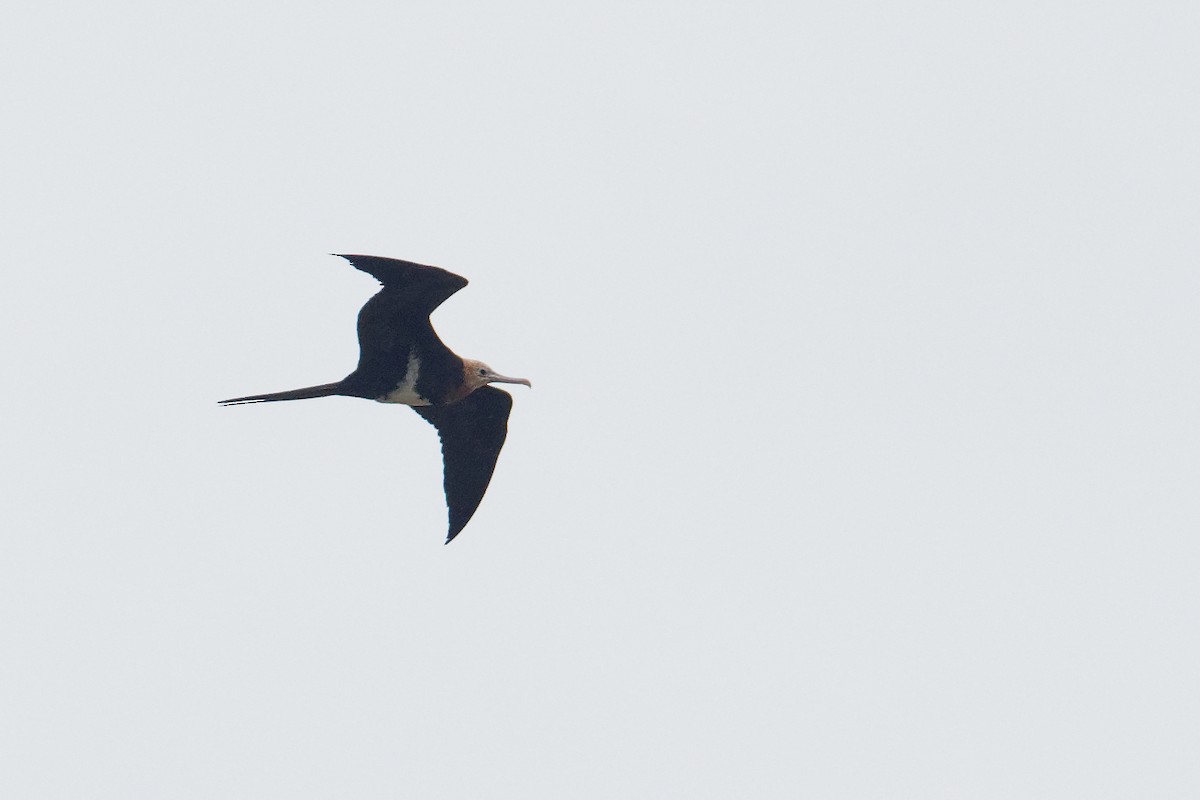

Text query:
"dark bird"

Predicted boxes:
[[220, 254, 530, 543]]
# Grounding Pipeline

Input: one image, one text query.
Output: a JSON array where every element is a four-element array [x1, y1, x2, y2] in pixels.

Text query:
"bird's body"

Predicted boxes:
[[220, 254, 530, 542]]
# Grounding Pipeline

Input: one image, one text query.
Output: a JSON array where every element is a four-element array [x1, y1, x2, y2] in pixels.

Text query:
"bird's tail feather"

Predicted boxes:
[[219, 382, 345, 406]]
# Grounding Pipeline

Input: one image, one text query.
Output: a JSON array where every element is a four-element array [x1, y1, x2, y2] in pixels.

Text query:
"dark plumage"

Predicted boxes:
[[414, 386, 513, 541], [220, 254, 530, 542]]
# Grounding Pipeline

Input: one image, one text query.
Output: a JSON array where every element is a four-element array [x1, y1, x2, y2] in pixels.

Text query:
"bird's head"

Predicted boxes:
[[462, 359, 532, 394]]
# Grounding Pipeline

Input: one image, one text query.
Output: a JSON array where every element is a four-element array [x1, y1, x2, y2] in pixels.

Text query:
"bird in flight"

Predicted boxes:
[[220, 254, 530, 543]]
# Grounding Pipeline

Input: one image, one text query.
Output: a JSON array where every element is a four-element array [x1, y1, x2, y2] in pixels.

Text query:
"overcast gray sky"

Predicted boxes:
[[2, 2, 1197, 798]]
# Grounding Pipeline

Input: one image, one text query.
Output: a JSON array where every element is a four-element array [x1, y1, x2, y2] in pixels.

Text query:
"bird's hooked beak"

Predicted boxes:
[[489, 373, 532, 388]]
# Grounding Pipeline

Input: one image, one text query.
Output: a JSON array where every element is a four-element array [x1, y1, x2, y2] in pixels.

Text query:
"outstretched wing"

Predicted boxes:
[[413, 387, 514, 543], [335, 255, 467, 398]]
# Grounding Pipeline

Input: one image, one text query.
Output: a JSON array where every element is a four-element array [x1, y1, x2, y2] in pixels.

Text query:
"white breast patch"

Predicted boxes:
[[380, 349, 430, 405]]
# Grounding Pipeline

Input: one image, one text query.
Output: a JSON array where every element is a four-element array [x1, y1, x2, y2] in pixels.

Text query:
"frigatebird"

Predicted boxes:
[[220, 254, 530, 543]]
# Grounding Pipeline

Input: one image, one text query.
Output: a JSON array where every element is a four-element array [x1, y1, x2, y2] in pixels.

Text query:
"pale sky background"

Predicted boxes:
[[2, 2, 1197, 798]]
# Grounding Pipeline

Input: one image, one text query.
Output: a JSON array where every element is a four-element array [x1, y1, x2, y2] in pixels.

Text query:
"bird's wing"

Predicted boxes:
[[335, 254, 468, 313], [413, 387, 514, 543], [337, 255, 466, 395]]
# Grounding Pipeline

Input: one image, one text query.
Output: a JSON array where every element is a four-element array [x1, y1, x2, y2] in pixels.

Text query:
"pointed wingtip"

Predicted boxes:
[[445, 515, 472, 543]]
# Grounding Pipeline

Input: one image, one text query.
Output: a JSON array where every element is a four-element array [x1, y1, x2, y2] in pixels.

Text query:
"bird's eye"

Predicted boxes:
[[478, 368, 487, 376]]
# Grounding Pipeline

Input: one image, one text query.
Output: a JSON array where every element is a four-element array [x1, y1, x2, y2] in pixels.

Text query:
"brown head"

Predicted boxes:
[[460, 358, 532, 397]]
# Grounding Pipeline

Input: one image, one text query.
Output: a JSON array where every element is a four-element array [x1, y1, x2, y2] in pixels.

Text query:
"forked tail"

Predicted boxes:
[[219, 382, 345, 406]]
